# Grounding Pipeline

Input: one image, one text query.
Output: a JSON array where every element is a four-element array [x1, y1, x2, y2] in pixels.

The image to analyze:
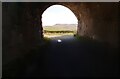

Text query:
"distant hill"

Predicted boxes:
[[43, 24, 77, 31]]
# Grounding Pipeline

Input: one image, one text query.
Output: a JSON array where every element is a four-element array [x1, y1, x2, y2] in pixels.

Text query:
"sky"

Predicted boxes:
[[42, 5, 78, 26]]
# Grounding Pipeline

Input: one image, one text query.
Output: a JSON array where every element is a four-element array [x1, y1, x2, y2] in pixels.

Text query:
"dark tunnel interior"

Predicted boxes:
[[2, 2, 119, 78]]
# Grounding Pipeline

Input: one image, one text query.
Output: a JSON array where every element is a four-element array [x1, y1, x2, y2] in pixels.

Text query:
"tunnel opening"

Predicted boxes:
[[2, 2, 119, 77], [42, 5, 78, 40]]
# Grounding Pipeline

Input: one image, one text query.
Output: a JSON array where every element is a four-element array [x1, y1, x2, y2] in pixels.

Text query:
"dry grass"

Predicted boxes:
[[44, 33, 74, 38], [43, 24, 77, 38]]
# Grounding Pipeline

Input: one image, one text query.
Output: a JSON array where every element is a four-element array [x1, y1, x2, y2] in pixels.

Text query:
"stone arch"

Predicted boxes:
[[41, 4, 79, 21], [40, 3, 81, 37], [21, 3, 90, 46], [41, 4, 79, 37], [21, 2, 119, 48]]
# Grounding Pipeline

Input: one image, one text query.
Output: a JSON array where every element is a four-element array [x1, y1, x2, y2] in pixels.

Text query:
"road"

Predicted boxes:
[[3, 35, 119, 78]]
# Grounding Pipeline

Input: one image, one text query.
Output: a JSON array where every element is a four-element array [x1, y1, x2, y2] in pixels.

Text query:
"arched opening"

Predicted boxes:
[[42, 5, 78, 39]]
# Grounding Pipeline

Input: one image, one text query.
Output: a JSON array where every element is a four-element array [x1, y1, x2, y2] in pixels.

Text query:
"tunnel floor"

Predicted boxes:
[[3, 36, 119, 78]]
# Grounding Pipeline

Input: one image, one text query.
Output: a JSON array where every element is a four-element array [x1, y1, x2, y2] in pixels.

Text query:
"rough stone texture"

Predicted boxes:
[[2, 3, 24, 65], [78, 3, 119, 47], [2, 2, 119, 65], [38, 2, 119, 47]]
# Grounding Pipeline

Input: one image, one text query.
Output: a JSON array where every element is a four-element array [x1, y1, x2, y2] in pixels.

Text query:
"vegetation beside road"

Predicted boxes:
[[43, 24, 77, 38]]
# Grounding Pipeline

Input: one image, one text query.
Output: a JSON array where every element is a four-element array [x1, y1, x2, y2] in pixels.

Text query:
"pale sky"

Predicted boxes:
[[42, 5, 78, 26]]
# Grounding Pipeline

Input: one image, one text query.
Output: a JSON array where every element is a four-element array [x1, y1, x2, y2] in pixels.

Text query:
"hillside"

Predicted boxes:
[[43, 24, 77, 31]]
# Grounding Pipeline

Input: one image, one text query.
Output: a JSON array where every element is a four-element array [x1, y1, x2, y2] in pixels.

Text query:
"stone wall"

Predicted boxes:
[[2, 2, 119, 65], [2, 3, 44, 65], [2, 3, 24, 65], [76, 3, 119, 47], [39, 2, 119, 47]]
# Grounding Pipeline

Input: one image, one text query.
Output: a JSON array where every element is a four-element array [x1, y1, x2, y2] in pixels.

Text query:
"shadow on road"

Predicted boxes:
[[3, 35, 119, 78]]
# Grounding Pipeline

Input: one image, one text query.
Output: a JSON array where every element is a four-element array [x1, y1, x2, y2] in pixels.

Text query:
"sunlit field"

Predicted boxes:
[[44, 32, 75, 38], [43, 24, 77, 38]]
